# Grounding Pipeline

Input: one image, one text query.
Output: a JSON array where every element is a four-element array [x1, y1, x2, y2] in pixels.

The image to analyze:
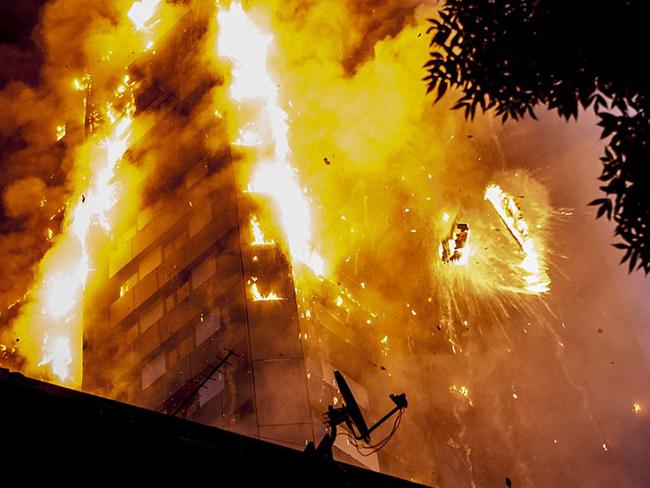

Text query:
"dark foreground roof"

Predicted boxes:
[[0, 368, 426, 486]]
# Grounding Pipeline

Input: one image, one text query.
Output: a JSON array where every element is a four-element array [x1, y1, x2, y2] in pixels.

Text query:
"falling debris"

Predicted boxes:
[[485, 183, 550, 293], [450, 384, 473, 406], [55, 125, 66, 142], [439, 222, 470, 265]]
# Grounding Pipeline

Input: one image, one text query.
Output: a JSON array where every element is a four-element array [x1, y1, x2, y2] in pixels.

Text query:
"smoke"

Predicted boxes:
[[0, 1, 71, 317], [341, 0, 424, 73], [255, 1, 650, 486], [491, 110, 650, 487], [0, 1, 44, 87]]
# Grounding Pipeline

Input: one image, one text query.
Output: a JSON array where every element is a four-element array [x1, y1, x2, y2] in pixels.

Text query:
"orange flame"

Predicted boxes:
[[248, 278, 282, 302], [4, 2, 172, 385], [55, 125, 66, 142], [250, 215, 274, 246], [14, 110, 134, 385], [217, 3, 324, 277], [450, 384, 474, 406], [128, 0, 161, 32]]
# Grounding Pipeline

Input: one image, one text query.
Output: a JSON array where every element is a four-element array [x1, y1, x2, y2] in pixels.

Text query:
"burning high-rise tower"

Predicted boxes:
[[78, 2, 398, 473], [9, 2, 640, 486]]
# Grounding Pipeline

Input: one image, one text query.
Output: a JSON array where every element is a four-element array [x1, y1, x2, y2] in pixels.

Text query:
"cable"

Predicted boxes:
[[338, 408, 405, 457], [347, 413, 400, 456]]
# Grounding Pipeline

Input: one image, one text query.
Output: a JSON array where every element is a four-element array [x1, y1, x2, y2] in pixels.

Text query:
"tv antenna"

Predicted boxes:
[[162, 349, 237, 418], [305, 370, 407, 460]]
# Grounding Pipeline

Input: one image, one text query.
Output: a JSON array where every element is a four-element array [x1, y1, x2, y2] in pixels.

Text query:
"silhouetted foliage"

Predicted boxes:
[[425, 0, 650, 274]]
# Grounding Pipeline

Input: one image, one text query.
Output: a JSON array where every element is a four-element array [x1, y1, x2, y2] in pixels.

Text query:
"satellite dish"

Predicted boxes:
[[334, 370, 371, 443], [305, 370, 408, 460]]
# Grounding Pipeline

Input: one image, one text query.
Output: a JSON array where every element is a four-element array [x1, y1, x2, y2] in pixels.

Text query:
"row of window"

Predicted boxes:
[[124, 251, 218, 346], [139, 296, 222, 391], [117, 201, 213, 299]]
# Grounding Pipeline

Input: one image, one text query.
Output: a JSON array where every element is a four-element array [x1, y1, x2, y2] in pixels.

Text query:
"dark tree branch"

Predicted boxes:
[[426, 0, 650, 274]]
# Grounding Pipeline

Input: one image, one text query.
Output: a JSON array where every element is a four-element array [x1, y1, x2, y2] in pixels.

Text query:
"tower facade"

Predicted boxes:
[[83, 4, 393, 473]]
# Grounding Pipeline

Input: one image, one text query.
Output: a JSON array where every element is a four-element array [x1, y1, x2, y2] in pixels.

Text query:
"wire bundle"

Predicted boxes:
[[340, 408, 405, 457]]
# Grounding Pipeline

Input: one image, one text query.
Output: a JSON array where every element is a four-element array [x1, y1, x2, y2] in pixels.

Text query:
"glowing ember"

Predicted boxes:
[[485, 184, 550, 294], [633, 402, 642, 414], [55, 125, 66, 142], [450, 384, 473, 406], [73, 75, 91, 92], [114, 75, 133, 98], [250, 215, 274, 246], [380, 335, 389, 356], [217, 3, 324, 276]]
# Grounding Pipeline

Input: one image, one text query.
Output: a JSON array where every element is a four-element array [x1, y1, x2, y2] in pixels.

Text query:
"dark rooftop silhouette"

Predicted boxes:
[[0, 368, 427, 486]]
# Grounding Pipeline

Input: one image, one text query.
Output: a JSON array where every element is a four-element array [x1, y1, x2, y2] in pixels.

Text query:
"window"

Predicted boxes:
[[137, 206, 154, 231], [163, 229, 187, 260], [163, 241, 175, 260], [185, 160, 208, 190], [141, 352, 165, 390], [174, 230, 187, 250], [125, 322, 139, 344], [119, 271, 139, 298], [139, 245, 161, 278], [165, 292, 175, 312], [178, 280, 190, 303], [195, 309, 221, 345], [189, 204, 212, 237], [191, 255, 216, 288], [122, 224, 136, 243], [199, 372, 224, 406], [140, 298, 163, 333]]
